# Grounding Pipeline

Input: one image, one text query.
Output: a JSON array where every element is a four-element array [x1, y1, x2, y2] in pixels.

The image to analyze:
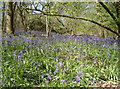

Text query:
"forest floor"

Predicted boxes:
[[1, 32, 120, 87]]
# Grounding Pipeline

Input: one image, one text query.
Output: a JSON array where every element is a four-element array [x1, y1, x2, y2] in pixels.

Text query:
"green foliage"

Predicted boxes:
[[1, 33, 119, 87], [27, 16, 46, 31]]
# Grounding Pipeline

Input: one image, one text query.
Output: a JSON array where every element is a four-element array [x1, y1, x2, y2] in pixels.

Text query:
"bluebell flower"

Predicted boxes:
[[74, 46, 77, 49], [2, 80, 5, 85], [18, 54, 23, 61], [77, 71, 83, 75], [108, 52, 111, 55], [67, 49, 70, 52], [102, 44, 108, 47], [76, 75, 81, 82], [72, 85, 74, 87], [55, 58, 59, 62], [99, 50, 103, 54], [13, 53, 17, 59], [54, 68, 59, 75], [40, 59, 43, 61], [28, 44, 34, 47], [48, 74, 52, 80], [54, 48, 58, 51], [14, 56, 17, 59], [18, 63, 21, 67], [45, 80, 49, 83], [92, 84, 98, 87], [20, 49, 26, 53], [58, 62, 64, 68], [41, 72, 44, 78], [108, 52, 111, 58], [113, 42, 117, 46], [61, 79, 68, 84], [28, 75, 31, 78], [77, 71, 84, 77]]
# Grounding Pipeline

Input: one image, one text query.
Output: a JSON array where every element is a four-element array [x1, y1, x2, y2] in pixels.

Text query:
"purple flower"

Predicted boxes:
[[99, 50, 103, 54], [28, 75, 31, 78], [67, 49, 70, 52], [20, 49, 26, 53], [72, 85, 74, 87], [40, 59, 43, 61], [61, 79, 68, 84], [89, 39, 94, 43], [18, 63, 21, 67], [58, 62, 64, 68], [108, 52, 111, 58], [48, 74, 52, 80], [113, 42, 117, 46], [18, 54, 23, 61], [74, 46, 77, 49], [13, 54, 17, 59], [108, 52, 111, 55], [55, 58, 59, 62], [77, 71, 84, 77], [92, 84, 98, 87], [24, 38, 31, 42], [77, 71, 83, 75], [102, 44, 108, 47], [54, 48, 59, 51], [28, 44, 34, 47], [41, 72, 44, 78], [76, 75, 81, 82], [1, 80, 5, 85], [45, 80, 49, 83], [54, 68, 59, 75]]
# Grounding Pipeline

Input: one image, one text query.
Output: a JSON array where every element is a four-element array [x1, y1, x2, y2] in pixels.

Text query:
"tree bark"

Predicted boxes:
[[46, 15, 49, 36], [45, 1, 51, 37], [6, 2, 14, 34], [115, 2, 120, 35], [2, 2, 6, 32], [17, 2, 28, 32]]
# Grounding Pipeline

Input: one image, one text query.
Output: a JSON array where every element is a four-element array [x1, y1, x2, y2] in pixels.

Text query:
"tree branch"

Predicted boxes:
[[98, 0, 117, 22], [26, 8, 120, 37]]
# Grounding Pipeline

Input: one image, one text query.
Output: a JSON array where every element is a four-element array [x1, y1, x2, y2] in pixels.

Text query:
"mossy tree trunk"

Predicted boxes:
[[17, 2, 28, 32], [115, 2, 120, 36], [45, 1, 51, 37], [2, 2, 6, 33], [6, 2, 14, 34]]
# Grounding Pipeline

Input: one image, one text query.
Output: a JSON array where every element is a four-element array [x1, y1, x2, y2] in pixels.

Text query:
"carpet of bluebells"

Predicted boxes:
[[1, 31, 120, 87]]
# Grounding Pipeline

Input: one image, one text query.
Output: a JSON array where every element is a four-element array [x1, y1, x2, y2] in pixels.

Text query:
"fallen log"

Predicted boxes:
[[31, 34, 48, 37]]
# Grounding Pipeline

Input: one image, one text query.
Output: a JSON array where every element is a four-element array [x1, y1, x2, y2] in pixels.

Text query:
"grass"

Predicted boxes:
[[1, 33, 119, 87]]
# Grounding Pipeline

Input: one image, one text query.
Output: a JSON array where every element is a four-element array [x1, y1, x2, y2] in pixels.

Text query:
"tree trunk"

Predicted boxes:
[[18, 2, 28, 32], [2, 2, 6, 33], [6, 2, 14, 34], [45, 1, 51, 37], [46, 15, 49, 36], [115, 2, 120, 35]]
